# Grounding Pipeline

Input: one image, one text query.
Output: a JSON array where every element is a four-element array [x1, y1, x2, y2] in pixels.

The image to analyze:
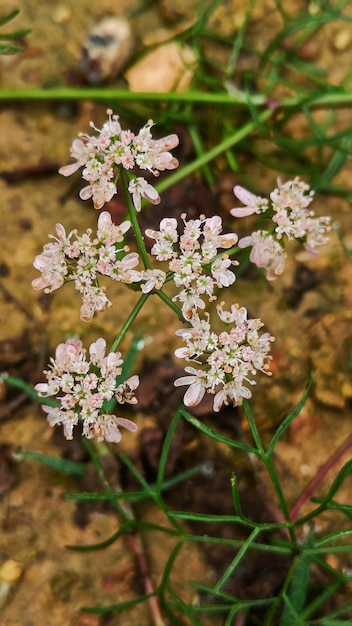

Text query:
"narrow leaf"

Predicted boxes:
[[281, 553, 311, 625], [20, 449, 85, 476], [267, 374, 313, 457], [0, 10, 19, 27]]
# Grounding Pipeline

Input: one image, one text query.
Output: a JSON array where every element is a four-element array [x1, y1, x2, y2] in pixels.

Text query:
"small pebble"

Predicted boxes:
[[332, 28, 352, 52], [51, 4, 71, 24], [342, 380, 352, 400], [0, 559, 23, 608], [125, 42, 196, 93]]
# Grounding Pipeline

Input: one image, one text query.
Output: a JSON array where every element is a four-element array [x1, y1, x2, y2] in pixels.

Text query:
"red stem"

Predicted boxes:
[[126, 531, 165, 626], [290, 432, 352, 522]]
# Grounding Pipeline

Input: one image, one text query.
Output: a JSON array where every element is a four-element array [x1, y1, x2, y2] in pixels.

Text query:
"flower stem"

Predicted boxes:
[[109, 292, 149, 353], [1, 374, 59, 407], [264, 454, 297, 545], [243, 399, 297, 544], [155, 108, 274, 196], [120, 171, 151, 269], [155, 289, 185, 321], [2, 87, 352, 110]]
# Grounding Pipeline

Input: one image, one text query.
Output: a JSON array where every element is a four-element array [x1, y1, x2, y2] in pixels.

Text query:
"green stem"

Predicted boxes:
[[188, 121, 215, 186], [213, 527, 261, 593], [155, 109, 273, 196], [1, 87, 352, 110], [155, 289, 185, 321], [1, 374, 59, 407], [242, 399, 265, 455], [265, 455, 297, 545], [120, 171, 151, 269], [0, 87, 266, 105], [243, 399, 296, 544], [132, 111, 273, 213], [110, 292, 149, 353]]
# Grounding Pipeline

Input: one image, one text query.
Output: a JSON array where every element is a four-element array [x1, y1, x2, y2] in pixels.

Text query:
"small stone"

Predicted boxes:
[[125, 42, 196, 93], [309, 1, 320, 15], [0, 559, 23, 584], [82, 17, 134, 84], [300, 464, 312, 477], [314, 386, 345, 409], [51, 4, 71, 24], [332, 28, 352, 52], [342, 380, 352, 400], [0, 559, 23, 608]]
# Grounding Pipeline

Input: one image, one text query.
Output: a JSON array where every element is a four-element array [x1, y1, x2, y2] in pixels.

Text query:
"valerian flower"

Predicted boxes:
[[59, 109, 179, 211], [35, 337, 139, 442], [230, 177, 330, 278], [174, 305, 274, 412]]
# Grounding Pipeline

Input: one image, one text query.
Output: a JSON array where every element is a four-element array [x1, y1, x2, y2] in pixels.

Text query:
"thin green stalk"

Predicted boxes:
[[158, 538, 185, 595], [1, 87, 352, 110], [266, 456, 297, 544], [120, 171, 150, 269], [225, 0, 254, 77], [180, 407, 260, 456], [82, 439, 131, 521], [242, 398, 265, 454], [188, 122, 215, 186], [0, 87, 267, 105], [155, 108, 274, 195], [243, 400, 297, 545], [155, 289, 185, 321], [1, 374, 58, 407], [213, 527, 261, 593], [118, 451, 184, 534], [109, 292, 149, 352], [263, 561, 293, 626]]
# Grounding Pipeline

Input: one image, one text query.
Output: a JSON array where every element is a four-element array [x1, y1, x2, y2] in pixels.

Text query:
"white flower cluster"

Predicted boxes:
[[231, 178, 330, 280], [32, 211, 143, 321], [33, 109, 333, 440], [174, 303, 274, 412], [59, 109, 179, 210], [35, 338, 139, 442], [146, 214, 238, 319]]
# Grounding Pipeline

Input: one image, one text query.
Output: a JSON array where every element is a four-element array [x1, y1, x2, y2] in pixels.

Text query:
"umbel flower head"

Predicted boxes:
[[231, 177, 330, 279], [146, 214, 238, 319], [59, 109, 179, 211], [174, 303, 274, 412], [32, 211, 145, 321], [35, 338, 139, 443]]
